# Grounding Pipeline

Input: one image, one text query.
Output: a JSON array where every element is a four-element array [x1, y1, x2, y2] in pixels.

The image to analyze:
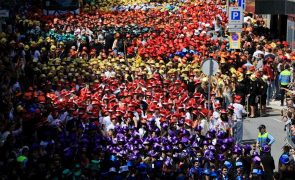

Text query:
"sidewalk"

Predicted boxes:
[[267, 100, 284, 111]]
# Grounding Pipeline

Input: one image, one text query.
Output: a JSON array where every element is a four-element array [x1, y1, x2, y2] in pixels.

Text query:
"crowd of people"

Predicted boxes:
[[1, 0, 295, 179]]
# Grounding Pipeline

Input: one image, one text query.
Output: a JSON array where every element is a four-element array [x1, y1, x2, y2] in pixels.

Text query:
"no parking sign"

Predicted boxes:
[[229, 32, 241, 49]]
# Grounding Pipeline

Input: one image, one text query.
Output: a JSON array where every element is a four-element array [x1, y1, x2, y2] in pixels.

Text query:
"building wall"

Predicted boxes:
[[287, 15, 295, 50]]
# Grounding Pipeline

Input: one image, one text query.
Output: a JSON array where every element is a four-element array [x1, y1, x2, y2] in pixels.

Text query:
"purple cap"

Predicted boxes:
[[168, 129, 176, 137], [153, 137, 160, 143], [114, 125, 121, 132], [208, 128, 216, 135], [154, 128, 160, 134], [133, 140, 139, 145], [64, 147, 73, 157], [208, 145, 216, 152], [189, 134, 196, 141], [217, 153, 225, 161], [253, 156, 261, 164], [173, 145, 179, 151], [220, 144, 228, 151], [162, 122, 168, 129], [192, 142, 200, 149], [222, 138, 229, 144], [148, 150, 158, 157], [164, 158, 172, 166], [228, 137, 234, 144], [162, 137, 168, 143], [204, 150, 214, 161], [165, 145, 172, 151], [178, 119, 184, 126], [243, 144, 252, 154], [252, 151, 259, 157], [171, 137, 178, 145], [181, 137, 189, 144], [232, 147, 242, 155], [195, 126, 203, 132], [217, 131, 225, 139], [216, 139, 223, 146], [117, 133, 124, 138], [203, 140, 209, 145], [180, 129, 189, 136], [205, 133, 212, 140], [262, 145, 270, 153], [153, 143, 161, 151]]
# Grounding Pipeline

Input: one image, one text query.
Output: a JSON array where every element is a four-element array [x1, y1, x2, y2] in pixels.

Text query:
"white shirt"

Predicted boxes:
[[253, 50, 264, 58], [139, 128, 146, 138], [104, 71, 115, 78], [59, 111, 72, 123], [233, 103, 246, 120], [216, 119, 230, 132], [185, 112, 191, 120], [100, 116, 112, 131], [209, 118, 218, 130], [199, 119, 209, 136], [106, 123, 115, 131]]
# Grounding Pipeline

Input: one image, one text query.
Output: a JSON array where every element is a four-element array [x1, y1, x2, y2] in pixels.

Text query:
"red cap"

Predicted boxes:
[[234, 95, 242, 103]]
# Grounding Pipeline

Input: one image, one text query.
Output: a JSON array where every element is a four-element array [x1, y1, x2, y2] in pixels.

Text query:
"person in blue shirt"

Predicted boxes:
[[256, 124, 275, 153], [279, 64, 292, 106], [189, 159, 203, 179]]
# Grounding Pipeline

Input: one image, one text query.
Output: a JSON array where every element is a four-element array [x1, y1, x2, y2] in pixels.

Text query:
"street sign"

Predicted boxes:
[[0, 10, 9, 18], [228, 24, 243, 29], [201, 59, 219, 115], [229, 7, 243, 24], [228, 24, 243, 32], [228, 28, 243, 32], [229, 32, 241, 49], [201, 59, 219, 76], [238, 0, 246, 10]]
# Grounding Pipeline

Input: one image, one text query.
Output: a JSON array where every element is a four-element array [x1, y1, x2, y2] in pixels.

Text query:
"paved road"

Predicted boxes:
[[243, 108, 286, 170]]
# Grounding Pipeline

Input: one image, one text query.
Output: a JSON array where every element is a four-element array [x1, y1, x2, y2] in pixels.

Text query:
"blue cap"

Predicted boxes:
[[203, 168, 211, 175], [210, 171, 218, 177], [110, 155, 117, 162], [224, 161, 232, 169], [252, 168, 264, 175], [235, 161, 243, 167], [280, 154, 290, 164]]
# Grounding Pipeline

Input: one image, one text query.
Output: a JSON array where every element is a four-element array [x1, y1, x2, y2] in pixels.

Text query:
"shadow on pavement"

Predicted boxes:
[[241, 139, 256, 145], [264, 113, 281, 117]]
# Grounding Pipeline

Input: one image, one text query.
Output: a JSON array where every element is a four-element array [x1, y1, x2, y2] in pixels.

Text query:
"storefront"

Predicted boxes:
[[254, 0, 295, 45]]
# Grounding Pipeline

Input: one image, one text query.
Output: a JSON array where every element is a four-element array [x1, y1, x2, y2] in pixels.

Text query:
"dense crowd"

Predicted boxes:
[[0, 0, 295, 179]]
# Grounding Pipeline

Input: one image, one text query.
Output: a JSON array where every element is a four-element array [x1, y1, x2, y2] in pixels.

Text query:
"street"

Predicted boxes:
[[243, 106, 286, 170]]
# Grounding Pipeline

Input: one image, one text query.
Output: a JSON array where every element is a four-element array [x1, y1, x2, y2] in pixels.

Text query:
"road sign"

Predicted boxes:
[[229, 32, 241, 49], [228, 24, 243, 32], [0, 10, 9, 18], [201, 59, 219, 76], [229, 7, 243, 24], [238, 0, 246, 10], [228, 28, 243, 32], [228, 24, 243, 29], [201, 59, 219, 115]]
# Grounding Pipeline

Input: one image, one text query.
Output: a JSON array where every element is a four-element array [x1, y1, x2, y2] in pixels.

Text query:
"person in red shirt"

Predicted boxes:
[[263, 58, 275, 105]]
